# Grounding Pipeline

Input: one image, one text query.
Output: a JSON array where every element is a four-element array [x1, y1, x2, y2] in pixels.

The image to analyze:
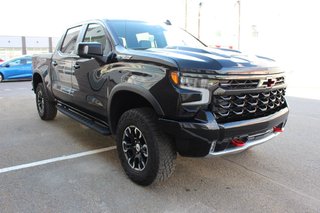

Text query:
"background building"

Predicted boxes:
[[0, 36, 59, 60]]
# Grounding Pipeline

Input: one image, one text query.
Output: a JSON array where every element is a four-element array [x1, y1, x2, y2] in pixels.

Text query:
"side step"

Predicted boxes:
[[57, 105, 111, 135]]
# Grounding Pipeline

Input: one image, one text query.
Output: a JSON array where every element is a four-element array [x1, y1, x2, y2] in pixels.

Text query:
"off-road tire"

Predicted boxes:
[[36, 83, 57, 120], [116, 108, 176, 186]]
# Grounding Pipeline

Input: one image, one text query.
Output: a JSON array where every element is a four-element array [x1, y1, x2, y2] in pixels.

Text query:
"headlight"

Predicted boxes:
[[170, 71, 219, 89], [170, 71, 219, 106], [180, 76, 219, 89]]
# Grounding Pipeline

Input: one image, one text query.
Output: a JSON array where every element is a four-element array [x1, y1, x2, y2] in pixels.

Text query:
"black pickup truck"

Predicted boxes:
[[32, 19, 289, 186]]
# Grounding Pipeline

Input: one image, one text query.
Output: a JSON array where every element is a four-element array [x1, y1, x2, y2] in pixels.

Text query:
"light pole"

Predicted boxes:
[[185, 0, 188, 30], [198, 2, 202, 39], [237, 0, 241, 49]]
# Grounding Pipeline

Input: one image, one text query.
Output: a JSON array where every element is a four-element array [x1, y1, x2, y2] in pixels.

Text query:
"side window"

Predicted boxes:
[[26, 59, 32, 64], [20, 59, 27, 65], [83, 24, 111, 54], [61, 26, 82, 54], [20, 58, 32, 65]]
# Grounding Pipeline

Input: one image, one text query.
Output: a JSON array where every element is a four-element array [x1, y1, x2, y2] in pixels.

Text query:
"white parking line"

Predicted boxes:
[[0, 146, 116, 174]]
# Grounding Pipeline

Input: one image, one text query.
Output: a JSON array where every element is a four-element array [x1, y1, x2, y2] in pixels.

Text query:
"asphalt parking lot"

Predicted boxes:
[[0, 81, 319, 213]]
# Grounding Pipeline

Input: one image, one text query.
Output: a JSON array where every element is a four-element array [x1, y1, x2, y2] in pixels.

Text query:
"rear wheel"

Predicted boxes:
[[36, 83, 57, 120], [116, 108, 176, 186]]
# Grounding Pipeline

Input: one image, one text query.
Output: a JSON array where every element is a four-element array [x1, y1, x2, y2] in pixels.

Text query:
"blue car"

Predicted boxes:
[[0, 55, 32, 82]]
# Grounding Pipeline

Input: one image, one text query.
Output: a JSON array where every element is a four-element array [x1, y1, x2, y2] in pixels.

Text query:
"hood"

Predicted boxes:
[[123, 46, 282, 75]]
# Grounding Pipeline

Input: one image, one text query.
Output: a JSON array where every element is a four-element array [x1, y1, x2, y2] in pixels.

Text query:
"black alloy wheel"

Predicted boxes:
[[35, 83, 57, 120], [116, 108, 176, 186], [122, 125, 149, 171], [36, 89, 45, 115]]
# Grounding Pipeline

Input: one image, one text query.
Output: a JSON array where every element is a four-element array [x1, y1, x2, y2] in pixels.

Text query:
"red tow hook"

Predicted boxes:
[[273, 127, 284, 133], [231, 138, 246, 147]]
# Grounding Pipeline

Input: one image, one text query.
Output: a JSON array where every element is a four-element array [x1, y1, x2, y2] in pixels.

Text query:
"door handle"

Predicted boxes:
[[73, 64, 80, 69], [52, 61, 58, 66]]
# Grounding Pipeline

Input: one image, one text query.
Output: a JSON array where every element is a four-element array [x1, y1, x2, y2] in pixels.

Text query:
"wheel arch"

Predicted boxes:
[[32, 72, 56, 102], [107, 84, 164, 134], [32, 72, 43, 93], [0, 71, 5, 81]]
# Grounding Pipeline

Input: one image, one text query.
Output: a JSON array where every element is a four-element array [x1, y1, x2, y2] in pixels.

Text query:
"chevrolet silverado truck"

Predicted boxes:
[[32, 19, 289, 186]]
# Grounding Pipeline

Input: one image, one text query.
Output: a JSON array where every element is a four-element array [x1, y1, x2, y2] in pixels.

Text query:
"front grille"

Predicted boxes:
[[219, 77, 285, 90], [220, 79, 260, 89], [211, 88, 286, 123], [275, 77, 285, 86]]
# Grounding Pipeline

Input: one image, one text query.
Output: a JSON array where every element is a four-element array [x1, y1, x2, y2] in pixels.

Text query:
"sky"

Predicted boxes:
[[1, 0, 319, 70], [0, 0, 185, 37]]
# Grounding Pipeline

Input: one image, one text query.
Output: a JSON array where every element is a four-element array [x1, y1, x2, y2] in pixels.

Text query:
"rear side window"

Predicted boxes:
[[20, 58, 32, 64], [61, 26, 82, 54], [83, 23, 110, 54]]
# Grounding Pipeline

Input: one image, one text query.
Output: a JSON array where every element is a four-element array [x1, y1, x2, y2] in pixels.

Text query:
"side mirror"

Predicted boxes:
[[77, 42, 103, 58], [5, 64, 10, 68]]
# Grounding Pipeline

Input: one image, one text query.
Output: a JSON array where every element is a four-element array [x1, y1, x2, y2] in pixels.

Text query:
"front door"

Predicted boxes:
[[71, 23, 112, 117]]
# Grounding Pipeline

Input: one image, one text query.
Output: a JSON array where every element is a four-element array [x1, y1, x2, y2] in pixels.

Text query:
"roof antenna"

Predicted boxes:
[[164, 20, 172, 25]]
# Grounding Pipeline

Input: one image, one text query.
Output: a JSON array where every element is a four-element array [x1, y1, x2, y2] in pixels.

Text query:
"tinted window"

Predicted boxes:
[[20, 58, 32, 65], [84, 24, 110, 54], [26, 59, 32, 64], [7, 57, 31, 66], [61, 26, 82, 54]]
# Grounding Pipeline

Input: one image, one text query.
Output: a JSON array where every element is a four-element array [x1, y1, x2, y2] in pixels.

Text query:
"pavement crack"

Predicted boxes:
[[221, 156, 320, 203]]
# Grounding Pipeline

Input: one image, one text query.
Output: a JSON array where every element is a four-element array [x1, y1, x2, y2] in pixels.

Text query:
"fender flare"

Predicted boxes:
[[32, 72, 55, 102], [107, 83, 164, 131]]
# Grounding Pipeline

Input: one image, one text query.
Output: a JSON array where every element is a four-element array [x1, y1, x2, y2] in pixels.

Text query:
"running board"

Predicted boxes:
[[57, 105, 111, 135]]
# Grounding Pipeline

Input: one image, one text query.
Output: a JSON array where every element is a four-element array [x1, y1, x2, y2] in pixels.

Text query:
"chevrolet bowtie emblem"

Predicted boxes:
[[266, 78, 276, 87], [259, 78, 277, 88]]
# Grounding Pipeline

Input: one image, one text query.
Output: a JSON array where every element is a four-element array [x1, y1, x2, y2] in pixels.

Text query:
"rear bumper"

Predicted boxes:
[[159, 107, 289, 157]]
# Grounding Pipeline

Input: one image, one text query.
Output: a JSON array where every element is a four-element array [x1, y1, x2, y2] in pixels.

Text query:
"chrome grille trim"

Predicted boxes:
[[220, 79, 260, 89], [219, 76, 285, 90], [275, 76, 285, 85]]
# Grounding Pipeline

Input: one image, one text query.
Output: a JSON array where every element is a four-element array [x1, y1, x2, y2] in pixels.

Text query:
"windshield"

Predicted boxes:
[[107, 20, 206, 50]]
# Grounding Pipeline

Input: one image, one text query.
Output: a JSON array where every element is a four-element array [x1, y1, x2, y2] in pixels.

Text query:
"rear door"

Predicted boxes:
[[51, 25, 82, 103], [71, 23, 112, 117]]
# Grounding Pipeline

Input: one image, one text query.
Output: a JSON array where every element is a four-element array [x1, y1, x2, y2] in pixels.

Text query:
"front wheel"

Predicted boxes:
[[0, 73, 3, 82], [116, 108, 176, 186], [35, 83, 57, 120]]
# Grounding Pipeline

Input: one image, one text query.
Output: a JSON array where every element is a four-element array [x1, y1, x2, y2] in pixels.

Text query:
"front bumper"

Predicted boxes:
[[207, 130, 280, 157], [159, 107, 289, 157]]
